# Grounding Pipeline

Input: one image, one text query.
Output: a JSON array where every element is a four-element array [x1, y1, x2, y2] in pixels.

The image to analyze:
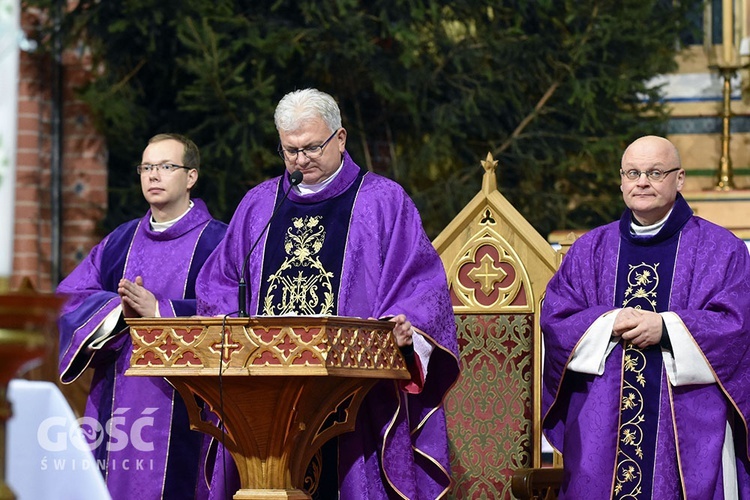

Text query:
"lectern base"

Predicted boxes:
[[126, 316, 410, 499], [234, 488, 310, 500]]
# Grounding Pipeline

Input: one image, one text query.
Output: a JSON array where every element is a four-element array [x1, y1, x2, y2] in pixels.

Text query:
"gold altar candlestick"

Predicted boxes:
[[715, 65, 738, 191], [705, 0, 746, 191], [722, 0, 736, 65]]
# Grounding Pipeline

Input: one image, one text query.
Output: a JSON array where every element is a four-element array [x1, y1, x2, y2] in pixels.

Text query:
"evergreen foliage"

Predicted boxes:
[[27, 0, 702, 238]]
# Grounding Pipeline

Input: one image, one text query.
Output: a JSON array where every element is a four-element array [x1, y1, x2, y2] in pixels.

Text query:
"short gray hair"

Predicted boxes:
[[274, 88, 342, 133]]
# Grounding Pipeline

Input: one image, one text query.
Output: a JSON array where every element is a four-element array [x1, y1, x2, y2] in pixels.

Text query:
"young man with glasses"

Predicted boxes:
[[196, 88, 459, 499], [57, 133, 227, 499], [541, 135, 750, 498]]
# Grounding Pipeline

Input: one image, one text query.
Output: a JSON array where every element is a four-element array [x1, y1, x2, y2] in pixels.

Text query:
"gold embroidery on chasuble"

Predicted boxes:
[[622, 263, 659, 310], [615, 344, 649, 498], [614, 262, 661, 499], [262, 215, 335, 315]]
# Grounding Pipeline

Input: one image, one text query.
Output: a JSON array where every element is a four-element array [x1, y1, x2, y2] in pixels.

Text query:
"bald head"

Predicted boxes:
[[621, 135, 681, 171]]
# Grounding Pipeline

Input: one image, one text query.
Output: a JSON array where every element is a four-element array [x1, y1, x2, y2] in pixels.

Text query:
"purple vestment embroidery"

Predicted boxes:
[[612, 210, 682, 498], [196, 153, 460, 499], [541, 195, 750, 499]]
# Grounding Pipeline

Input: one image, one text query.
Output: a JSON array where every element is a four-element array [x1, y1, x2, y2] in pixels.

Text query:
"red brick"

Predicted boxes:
[[16, 100, 42, 116], [12, 202, 42, 219], [16, 115, 41, 132], [15, 133, 41, 150], [14, 151, 42, 167], [12, 25, 107, 291]]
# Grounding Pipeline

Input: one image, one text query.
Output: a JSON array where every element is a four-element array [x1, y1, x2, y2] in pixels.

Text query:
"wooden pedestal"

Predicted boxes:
[[126, 316, 409, 499]]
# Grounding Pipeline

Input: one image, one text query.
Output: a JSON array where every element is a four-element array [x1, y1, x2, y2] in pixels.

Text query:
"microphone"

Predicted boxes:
[[237, 169, 303, 317]]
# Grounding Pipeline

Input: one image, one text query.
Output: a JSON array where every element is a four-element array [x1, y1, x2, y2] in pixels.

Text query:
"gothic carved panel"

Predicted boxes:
[[448, 212, 533, 313], [127, 317, 409, 378]]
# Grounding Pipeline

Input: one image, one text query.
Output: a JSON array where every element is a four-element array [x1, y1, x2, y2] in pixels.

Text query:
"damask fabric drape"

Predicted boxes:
[[446, 313, 537, 498], [196, 153, 460, 499], [541, 195, 750, 499]]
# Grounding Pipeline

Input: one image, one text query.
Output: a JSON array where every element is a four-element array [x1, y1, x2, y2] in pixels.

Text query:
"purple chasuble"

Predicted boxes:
[[196, 153, 460, 499], [56, 199, 227, 500], [541, 194, 750, 499]]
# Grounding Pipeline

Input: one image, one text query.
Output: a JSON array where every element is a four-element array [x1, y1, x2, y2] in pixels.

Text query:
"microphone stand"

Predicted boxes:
[[238, 170, 303, 317]]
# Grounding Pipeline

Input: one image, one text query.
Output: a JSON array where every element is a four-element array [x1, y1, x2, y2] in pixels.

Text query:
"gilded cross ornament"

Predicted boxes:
[[451, 226, 531, 312], [210, 327, 242, 364], [467, 252, 508, 295]]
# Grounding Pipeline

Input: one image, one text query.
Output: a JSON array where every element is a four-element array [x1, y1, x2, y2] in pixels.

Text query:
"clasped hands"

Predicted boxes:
[[118, 276, 157, 318], [612, 307, 663, 349]]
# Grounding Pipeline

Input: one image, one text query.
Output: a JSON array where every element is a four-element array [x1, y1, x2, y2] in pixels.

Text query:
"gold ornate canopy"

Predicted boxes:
[[433, 153, 562, 499]]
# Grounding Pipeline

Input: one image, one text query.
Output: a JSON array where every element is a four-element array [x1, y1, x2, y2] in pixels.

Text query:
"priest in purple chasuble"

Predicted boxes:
[[541, 135, 750, 499], [195, 88, 460, 499], [56, 134, 227, 500]]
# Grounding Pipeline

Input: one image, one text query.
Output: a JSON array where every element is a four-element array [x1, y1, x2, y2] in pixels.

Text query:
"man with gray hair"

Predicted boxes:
[[196, 88, 459, 499]]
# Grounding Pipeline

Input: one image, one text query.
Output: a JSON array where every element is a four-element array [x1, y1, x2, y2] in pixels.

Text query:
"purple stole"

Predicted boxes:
[[258, 170, 365, 316], [612, 207, 689, 498]]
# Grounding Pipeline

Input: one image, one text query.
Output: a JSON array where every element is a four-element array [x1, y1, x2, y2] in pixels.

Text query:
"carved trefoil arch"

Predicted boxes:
[[449, 221, 533, 313]]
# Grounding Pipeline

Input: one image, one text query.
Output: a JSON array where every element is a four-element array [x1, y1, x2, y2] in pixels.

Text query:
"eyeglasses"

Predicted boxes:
[[277, 129, 338, 161], [137, 163, 192, 175], [620, 167, 680, 182]]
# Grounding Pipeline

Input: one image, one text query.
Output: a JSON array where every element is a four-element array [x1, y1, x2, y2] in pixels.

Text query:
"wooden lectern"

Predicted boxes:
[[126, 316, 410, 499]]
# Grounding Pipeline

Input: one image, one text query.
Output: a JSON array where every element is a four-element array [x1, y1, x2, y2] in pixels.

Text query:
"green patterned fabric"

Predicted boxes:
[[445, 313, 534, 499]]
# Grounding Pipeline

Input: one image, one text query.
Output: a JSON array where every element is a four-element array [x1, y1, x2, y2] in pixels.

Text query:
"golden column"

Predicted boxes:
[[705, 0, 747, 190]]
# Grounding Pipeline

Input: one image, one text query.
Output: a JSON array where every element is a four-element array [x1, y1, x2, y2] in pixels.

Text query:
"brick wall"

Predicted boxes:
[[14, 10, 107, 294]]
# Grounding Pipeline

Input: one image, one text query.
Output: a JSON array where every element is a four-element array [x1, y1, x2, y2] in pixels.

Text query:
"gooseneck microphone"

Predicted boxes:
[[237, 170, 303, 317]]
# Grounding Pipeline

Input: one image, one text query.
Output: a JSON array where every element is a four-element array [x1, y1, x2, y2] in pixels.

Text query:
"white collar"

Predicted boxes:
[[150, 200, 194, 232], [295, 159, 345, 196], [630, 207, 672, 237]]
